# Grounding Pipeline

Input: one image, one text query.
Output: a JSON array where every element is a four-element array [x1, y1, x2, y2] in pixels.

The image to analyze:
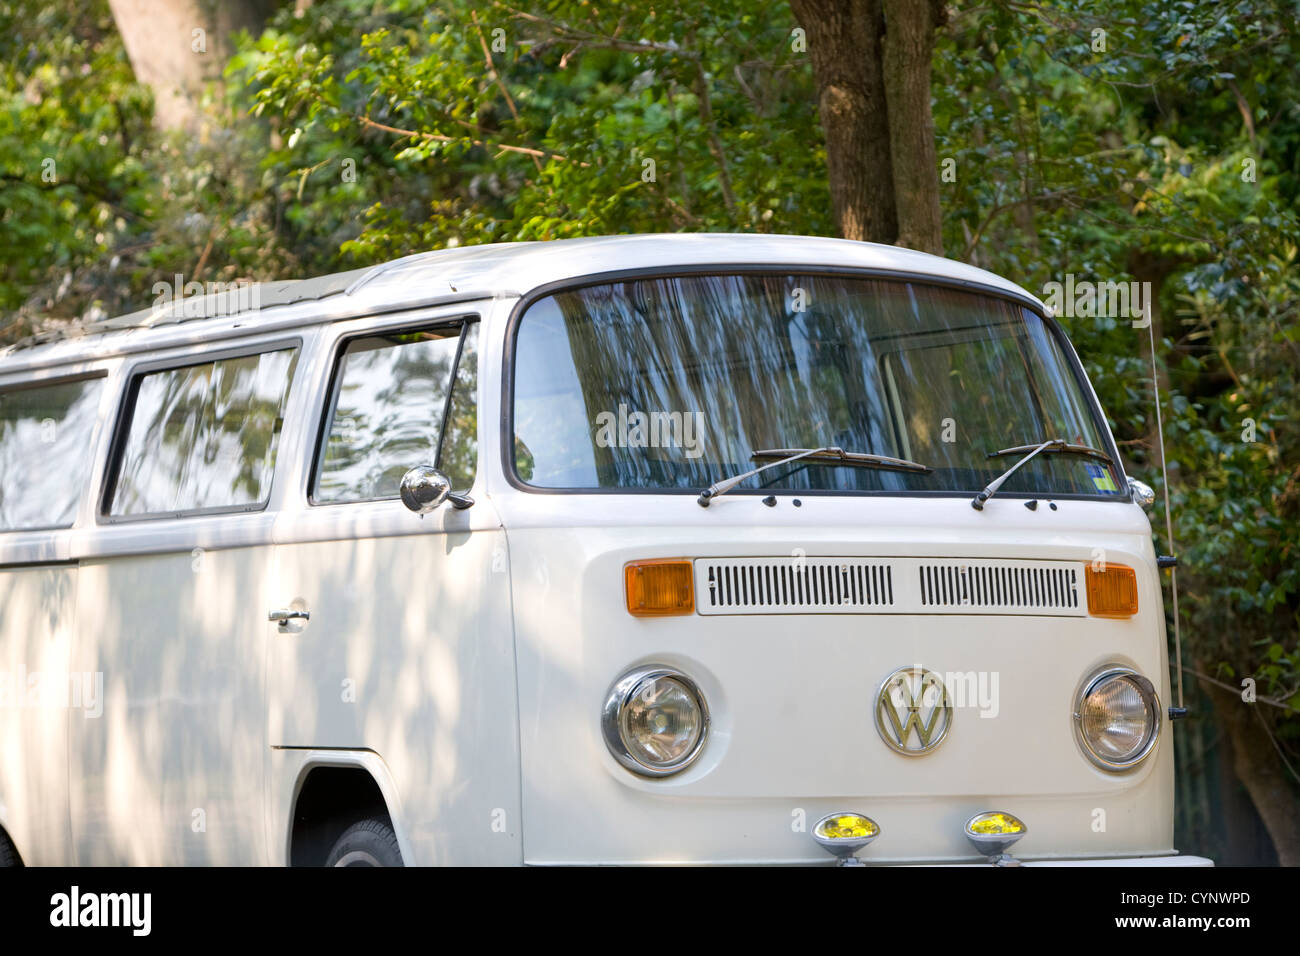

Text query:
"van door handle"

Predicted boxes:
[[268, 609, 310, 624]]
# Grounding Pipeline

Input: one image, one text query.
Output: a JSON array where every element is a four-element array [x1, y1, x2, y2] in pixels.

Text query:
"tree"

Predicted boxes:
[[788, 0, 945, 252], [107, 0, 279, 131]]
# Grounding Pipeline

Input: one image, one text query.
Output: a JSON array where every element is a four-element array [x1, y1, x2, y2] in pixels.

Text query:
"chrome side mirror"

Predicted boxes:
[[1127, 477, 1155, 508], [399, 465, 474, 514]]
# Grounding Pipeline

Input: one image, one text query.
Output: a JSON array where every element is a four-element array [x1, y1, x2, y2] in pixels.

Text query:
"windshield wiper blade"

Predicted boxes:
[[697, 446, 931, 508], [985, 441, 1113, 465], [972, 438, 1113, 511], [752, 447, 932, 472]]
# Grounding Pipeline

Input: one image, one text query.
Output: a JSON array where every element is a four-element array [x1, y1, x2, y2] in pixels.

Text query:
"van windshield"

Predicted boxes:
[[511, 273, 1124, 498]]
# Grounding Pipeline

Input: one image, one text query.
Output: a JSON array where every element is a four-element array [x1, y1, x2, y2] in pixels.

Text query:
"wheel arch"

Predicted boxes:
[[282, 750, 413, 867]]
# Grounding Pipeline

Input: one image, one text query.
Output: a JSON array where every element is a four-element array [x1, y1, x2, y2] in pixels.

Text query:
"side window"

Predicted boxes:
[[0, 375, 104, 531], [107, 347, 298, 518], [314, 321, 479, 504]]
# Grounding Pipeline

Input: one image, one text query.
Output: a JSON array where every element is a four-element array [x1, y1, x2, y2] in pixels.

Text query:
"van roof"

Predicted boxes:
[[1, 234, 1044, 372]]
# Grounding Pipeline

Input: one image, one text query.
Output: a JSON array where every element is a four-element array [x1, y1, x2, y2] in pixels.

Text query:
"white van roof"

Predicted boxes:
[[1, 234, 1044, 372]]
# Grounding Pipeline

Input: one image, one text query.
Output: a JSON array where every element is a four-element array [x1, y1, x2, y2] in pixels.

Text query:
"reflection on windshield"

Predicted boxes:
[[512, 274, 1122, 497], [0, 377, 104, 530]]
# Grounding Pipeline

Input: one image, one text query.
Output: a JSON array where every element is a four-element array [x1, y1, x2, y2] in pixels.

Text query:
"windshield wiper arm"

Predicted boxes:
[[697, 446, 931, 508], [972, 438, 1114, 511]]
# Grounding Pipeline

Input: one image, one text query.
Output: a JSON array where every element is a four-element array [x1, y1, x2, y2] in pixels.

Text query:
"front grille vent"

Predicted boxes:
[[697, 557, 894, 614], [692, 557, 1087, 617], [918, 561, 1080, 613]]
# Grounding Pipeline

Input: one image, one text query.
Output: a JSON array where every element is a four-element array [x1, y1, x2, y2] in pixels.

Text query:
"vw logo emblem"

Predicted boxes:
[[875, 666, 953, 756]]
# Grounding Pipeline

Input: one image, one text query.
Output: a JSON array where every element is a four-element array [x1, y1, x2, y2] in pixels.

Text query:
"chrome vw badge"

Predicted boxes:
[[875, 666, 953, 755]]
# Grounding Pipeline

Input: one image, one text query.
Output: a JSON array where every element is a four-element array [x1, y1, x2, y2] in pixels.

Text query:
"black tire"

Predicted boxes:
[[0, 829, 23, 867], [324, 817, 403, 867]]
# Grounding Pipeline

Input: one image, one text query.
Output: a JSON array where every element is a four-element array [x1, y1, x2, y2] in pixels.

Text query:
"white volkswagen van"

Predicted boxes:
[[0, 234, 1211, 866]]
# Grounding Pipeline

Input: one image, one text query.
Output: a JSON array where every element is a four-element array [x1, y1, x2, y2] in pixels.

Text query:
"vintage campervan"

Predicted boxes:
[[0, 234, 1211, 865]]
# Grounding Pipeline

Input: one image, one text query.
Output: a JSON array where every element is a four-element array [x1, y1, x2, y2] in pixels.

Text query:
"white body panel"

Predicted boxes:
[[0, 235, 1202, 865], [496, 493, 1176, 863]]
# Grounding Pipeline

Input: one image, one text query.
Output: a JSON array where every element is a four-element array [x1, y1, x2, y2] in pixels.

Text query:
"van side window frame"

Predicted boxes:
[[0, 369, 110, 534], [307, 315, 479, 508], [98, 337, 303, 524]]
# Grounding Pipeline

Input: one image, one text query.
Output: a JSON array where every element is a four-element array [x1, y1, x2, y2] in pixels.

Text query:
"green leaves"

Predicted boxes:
[[222, 0, 830, 254]]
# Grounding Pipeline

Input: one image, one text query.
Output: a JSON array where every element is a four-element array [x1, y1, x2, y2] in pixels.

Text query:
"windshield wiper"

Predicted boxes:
[[697, 447, 931, 508], [971, 438, 1114, 511]]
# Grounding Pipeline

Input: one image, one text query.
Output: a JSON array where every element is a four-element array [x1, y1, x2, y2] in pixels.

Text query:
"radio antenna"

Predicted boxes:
[[1147, 314, 1185, 710]]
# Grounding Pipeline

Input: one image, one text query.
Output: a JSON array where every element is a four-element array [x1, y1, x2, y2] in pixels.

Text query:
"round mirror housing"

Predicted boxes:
[[399, 465, 450, 514], [1127, 477, 1155, 508], [399, 465, 474, 514]]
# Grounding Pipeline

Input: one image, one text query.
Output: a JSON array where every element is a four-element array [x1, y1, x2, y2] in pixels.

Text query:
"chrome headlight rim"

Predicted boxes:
[[601, 665, 710, 777], [1072, 665, 1162, 771]]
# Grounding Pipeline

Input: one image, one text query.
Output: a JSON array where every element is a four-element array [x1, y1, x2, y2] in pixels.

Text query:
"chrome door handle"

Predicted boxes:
[[268, 609, 310, 624]]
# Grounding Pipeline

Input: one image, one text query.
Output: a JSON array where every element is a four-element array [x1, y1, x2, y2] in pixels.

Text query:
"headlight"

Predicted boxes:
[[1073, 666, 1161, 770], [602, 666, 709, 776]]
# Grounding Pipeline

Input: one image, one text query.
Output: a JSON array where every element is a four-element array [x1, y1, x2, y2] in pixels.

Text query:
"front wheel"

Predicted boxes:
[[0, 829, 23, 867], [324, 817, 403, 867]]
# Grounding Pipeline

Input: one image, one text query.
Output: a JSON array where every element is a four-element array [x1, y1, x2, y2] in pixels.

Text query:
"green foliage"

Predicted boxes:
[[227, 0, 828, 256], [0, 0, 153, 329]]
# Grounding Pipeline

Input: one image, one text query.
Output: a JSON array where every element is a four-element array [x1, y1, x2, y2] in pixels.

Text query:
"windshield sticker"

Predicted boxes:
[[1085, 462, 1120, 493]]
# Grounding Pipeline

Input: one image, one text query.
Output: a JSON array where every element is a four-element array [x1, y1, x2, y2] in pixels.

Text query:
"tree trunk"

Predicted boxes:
[[1201, 675, 1300, 865], [880, 0, 944, 254], [109, 0, 278, 132], [789, 0, 897, 243]]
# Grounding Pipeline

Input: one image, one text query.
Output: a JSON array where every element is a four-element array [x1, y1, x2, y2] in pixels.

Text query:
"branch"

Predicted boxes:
[[354, 115, 589, 167], [1224, 77, 1258, 147], [496, 3, 698, 60], [688, 40, 738, 221], [1186, 666, 1298, 711], [470, 9, 543, 175], [661, 192, 702, 227], [961, 188, 1074, 261]]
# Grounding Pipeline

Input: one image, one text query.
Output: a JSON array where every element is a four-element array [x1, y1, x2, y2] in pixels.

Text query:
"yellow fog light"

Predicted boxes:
[[967, 811, 1025, 836], [964, 810, 1027, 866], [813, 812, 880, 866]]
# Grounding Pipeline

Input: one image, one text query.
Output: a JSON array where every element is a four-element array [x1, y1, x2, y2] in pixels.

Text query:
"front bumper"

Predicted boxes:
[[1011, 854, 1214, 867]]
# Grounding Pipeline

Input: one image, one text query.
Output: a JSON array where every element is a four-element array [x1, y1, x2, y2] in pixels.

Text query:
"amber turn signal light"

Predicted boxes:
[[625, 559, 695, 617], [1085, 564, 1139, 618]]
